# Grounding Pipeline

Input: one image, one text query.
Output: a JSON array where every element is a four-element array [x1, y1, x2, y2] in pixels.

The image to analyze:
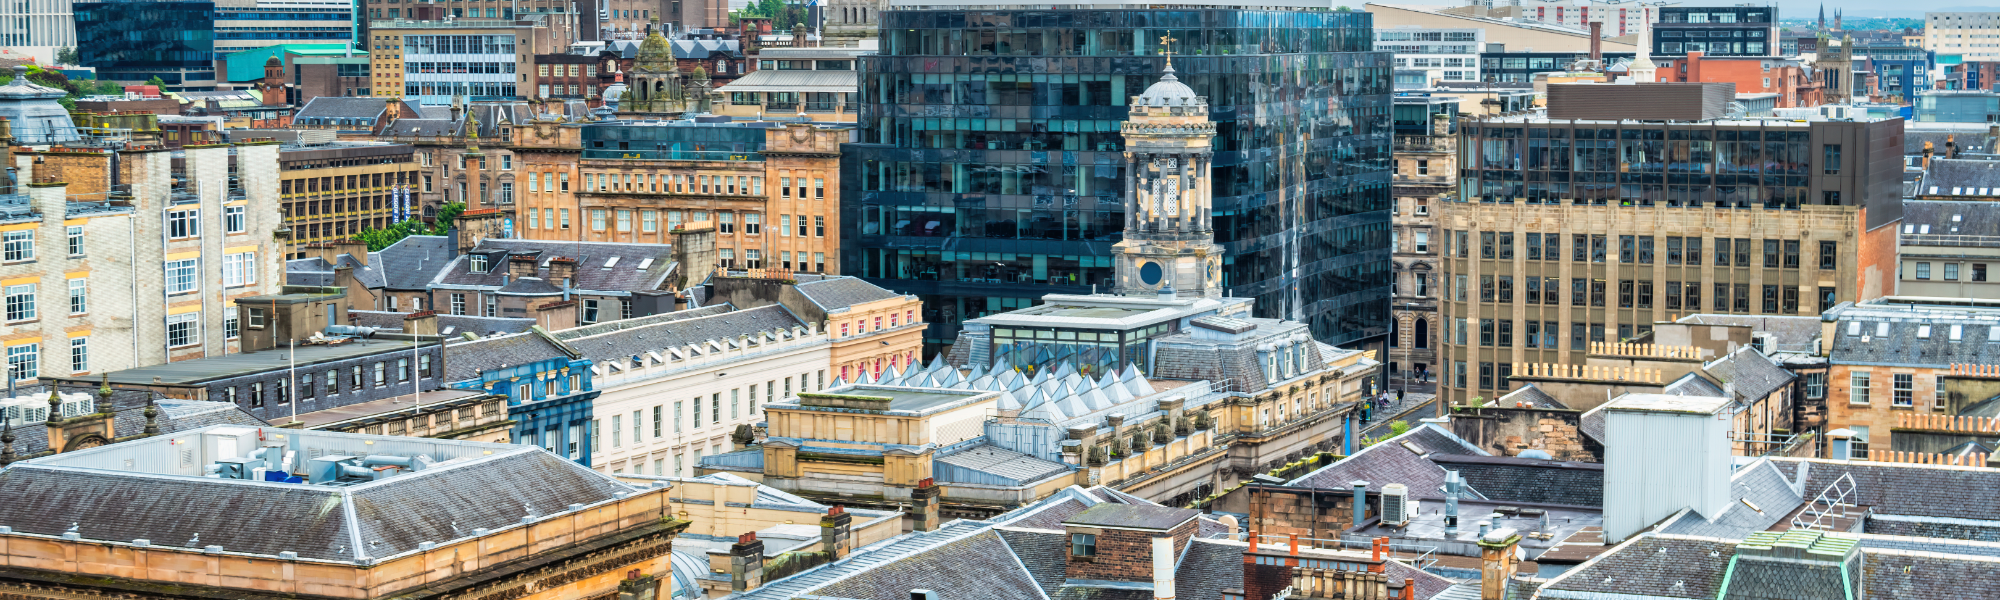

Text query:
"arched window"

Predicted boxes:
[[1414, 318, 1430, 349]]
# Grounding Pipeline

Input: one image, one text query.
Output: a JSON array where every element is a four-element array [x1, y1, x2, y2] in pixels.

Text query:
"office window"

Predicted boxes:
[[1804, 372, 1824, 399], [1893, 373, 1913, 407], [68, 337, 88, 374], [167, 210, 199, 239], [1977, 264, 1989, 282], [223, 252, 257, 287], [1823, 144, 1841, 174], [166, 313, 199, 348], [65, 226, 84, 256], [225, 205, 246, 233], [1916, 262, 1932, 280], [1946, 263, 1961, 281], [1715, 238, 1732, 266], [1850, 371, 1871, 404], [592, 209, 607, 231], [1735, 238, 1751, 267], [1619, 235, 1635, 263], [643, 210, 658, 232], [617, 209, 632, 232], [1763, 240, 1780, 268], [1497, 232, 1514, 260], [745, 213, 761, 234], [1480, 231, 1494, 259], [1071, 533, 1097, 557], [1618, 280, 1633, 308], [1685, 237, 1702, 266], [1638, 236, 1654, 264], [712, 393, 721, 424], [1762, 284, 1779, 313], [66, 278, 87, 315], [373, 362, 386, 386], [1819, 241, 1837, 270], [1783, 240, 1800, 269], [3, 231, 32, 262]]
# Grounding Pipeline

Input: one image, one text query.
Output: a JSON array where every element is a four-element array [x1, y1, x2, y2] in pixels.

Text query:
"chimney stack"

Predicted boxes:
[[1152, 537, 1176, 600], [729, 532, 765, 592], [1478, 528, 1522, 600], [911, 477, 942, 532], [1924, 141, 1935, 172], [821, 505, 853, 560], [1589, 21, 1603, 63]]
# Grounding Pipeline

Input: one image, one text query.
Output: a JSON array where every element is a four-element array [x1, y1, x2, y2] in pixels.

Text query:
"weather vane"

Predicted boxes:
[[1159, 34, 1178, 67]]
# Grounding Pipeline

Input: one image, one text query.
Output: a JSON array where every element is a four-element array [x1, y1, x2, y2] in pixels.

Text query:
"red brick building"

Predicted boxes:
[[1656, 51, 1820, 108]]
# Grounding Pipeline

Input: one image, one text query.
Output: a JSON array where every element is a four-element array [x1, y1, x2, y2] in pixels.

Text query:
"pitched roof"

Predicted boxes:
[[808, 529, 1050, 600], [1062, 502, 1199, 531], [1537, 534, 1737, 599], [434, 239, 676, 294], [1702, 346, 1795, 401], [1921, 157, 2000, 195], [671, 38, 741, 59], [0, 442, 632, 563], [1784, 458, 2000, 523], [1657, 460, 1804, 539], [1827, 305, 2000, 367], [1902, 200, 2000, 240], [1288, 424, 1487, 497], [553, 304, 803, 363], [379, 118, 459, 136], [794, 277, 903, 312], [443, 330, 575, 382], [293, 96, 416, 121], [374, 235, 455, 289], [1429, 454, 1603, 507], [934, 444, 1072, 486], [1496, 383, 1567, 409]]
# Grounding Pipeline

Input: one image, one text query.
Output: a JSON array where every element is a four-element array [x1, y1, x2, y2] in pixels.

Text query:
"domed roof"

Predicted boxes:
[[633, 20, 675, 74], [1135, 64, 1198, 106]]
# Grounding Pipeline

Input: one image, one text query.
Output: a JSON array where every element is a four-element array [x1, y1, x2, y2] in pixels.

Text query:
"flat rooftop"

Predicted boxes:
[[1349, 499, 1602, 561], [92, 337, 440, 385], [284, 388, 491, 429], [1604, 393, 1732, 415], [812, 385, 993, 414]]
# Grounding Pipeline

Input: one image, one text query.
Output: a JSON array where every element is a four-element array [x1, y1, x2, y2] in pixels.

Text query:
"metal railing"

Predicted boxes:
[[1901, 233, 2000, 248], [1790, 473, 1867, 532]]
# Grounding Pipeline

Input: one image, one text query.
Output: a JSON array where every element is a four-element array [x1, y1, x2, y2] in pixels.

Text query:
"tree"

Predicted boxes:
[[351, 202, 466, 251], [145, 76, 167, 88], [54, 47, 79, 67], [1390, 421, 1410, 437]]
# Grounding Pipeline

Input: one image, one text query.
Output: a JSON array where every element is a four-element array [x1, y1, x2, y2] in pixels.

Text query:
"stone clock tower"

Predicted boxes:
[[1112, 63, 1221, 299]]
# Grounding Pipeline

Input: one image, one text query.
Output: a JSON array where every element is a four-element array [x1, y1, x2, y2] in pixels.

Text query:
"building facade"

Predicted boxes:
[[277, 141, 423, 256], [213, 0, 352, 56], [7, 140, 287, 381], [1434, 99, 1904, 406], [1652, 6, 1777, 58], [1896, 200, 2000, 297], [1390, 111, 1453, 385], [513, 119, 847, 275], [841, 5, 1393, 352], [72, 0, 218, 87], [0, 0, 77, 65], [1927, 12, 2000, 63], [367, 19, 555, 104], [1376, 26, 1482, 83]]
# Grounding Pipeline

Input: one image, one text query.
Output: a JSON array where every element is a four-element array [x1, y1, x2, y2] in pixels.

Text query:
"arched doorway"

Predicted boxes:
[[1414, 317, 1430, 349]]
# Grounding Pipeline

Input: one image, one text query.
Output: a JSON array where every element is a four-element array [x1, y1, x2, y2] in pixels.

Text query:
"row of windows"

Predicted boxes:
[[1450, 278, 1838, 315], [229, 356, 433, 408], [1908, 262, 1992, 282], [1447, 231, 1839, 270], [604, 372, 825, 450], [1847, 371, 1945, 408], [4, 338, 90, 381]]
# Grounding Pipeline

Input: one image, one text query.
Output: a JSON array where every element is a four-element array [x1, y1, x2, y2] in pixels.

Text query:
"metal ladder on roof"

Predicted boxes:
[[1790, 473, 1864, 532]]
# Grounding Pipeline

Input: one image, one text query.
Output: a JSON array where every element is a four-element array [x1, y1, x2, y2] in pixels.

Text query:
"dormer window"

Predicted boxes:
[[470, 254, 489, 273]]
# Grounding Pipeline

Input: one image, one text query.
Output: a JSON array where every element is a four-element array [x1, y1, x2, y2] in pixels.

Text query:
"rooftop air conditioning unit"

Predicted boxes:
[[1382, 483, 1412, 527]]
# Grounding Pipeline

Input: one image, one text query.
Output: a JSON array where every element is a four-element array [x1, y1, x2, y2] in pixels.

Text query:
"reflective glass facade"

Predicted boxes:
[[840, 8, 1394, 349], [74, 0, 217, 85]]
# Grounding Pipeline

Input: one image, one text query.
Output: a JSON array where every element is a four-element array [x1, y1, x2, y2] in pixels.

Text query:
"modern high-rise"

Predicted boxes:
[[73, 0, 219, 87], [1434, 84, 1904, 406], [839, 1, 1394, 352], [0, 0, 78, 65], [1927, 12, 2000, 62]]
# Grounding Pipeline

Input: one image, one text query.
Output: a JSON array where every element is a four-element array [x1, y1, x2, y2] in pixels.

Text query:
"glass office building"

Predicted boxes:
[[840, 5, 1394, 350], [74, 0, 218, 86]]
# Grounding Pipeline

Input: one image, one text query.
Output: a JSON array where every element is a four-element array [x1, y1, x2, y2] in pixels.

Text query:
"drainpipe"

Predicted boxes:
[[1351, 480, 1369, 526]]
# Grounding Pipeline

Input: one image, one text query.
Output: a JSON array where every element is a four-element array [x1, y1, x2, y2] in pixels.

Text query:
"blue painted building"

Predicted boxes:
[[1856, 44, 1933, 104], [444, 330, 599, 465]]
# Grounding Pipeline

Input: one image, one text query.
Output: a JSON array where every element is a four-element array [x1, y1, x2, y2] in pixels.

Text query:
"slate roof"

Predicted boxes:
[[443, 330, 576, 382], [1289, 424, 1487, 497], [374, 235, 455, 289], [794, 277, 903, 312], [1826, 301, 2000, 367], [1782, 458, 2000, 522], [1901, 200, 2000, 242], [808, 529, 1049, 600], [671, 38, 741, 59], [1577, 404, 1608, 446], [1702, 346, 1795, 401], [434, 239, 676, 294], [348, 311, 537, 337], [1537, 534, 1737, 599], [1663, 372, 1726, 397], [998, 496, 1090, 531], [1175, 539, 1246, 600], [284, 252, 383, 289], [1920, 157, 2000, 196], [553, 304, 804, 363], [996, 528, 1068, 597], [0, 442, 633, 563], [1904, 127, 1997, 157], [1496, 383, 1566, 409], [1063, 503, 1199, 531], [1657, 460, 1805, 539], [379, 118, 459, 136], [1428, 454, 1603, 507], [293, 96, 409, 121]]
